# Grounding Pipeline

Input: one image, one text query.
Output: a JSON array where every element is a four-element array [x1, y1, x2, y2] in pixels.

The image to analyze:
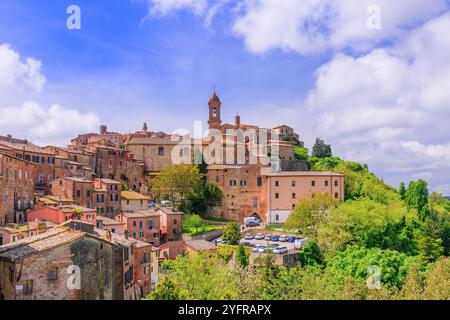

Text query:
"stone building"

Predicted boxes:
[[0, 223, 119, 300], [0, 154, 36, 225], [204, 91, 298, 165], [124, 135, 180, 173], [0, 220, 152, 300]]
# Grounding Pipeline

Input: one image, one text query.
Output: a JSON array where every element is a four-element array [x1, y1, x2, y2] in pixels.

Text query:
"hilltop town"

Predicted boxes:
[[0, 91, 346, 299]]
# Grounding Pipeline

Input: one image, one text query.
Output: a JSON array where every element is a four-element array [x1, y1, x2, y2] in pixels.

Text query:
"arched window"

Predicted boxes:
[[212, 108, 217, 117], [257, 176, 262, 186]]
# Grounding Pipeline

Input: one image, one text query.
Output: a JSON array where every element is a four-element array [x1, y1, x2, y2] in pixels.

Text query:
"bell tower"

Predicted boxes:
[[208, 89, 222, 130]]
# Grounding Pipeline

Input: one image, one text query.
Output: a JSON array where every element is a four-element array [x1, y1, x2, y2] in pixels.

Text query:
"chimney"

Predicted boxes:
[[235, 114, 240, 127], [6, 134, 12, 142], [100, 125, 107, 135]]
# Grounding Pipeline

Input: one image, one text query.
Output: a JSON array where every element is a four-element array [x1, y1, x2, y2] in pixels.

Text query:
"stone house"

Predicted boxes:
[[0, 154, 36, 225]]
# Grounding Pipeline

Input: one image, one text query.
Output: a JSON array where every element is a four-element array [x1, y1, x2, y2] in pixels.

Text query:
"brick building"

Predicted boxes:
[[133, 240, 159, 297], [207, 160, 345, 224], [50, 177, 94, 209], [0, 154, 36, 225], [27, 205, 97, 225], [92, 178, 122, 217], [116, 210, 160, 245], [0, 136, 57, 195], [156, 206, 183, 243]]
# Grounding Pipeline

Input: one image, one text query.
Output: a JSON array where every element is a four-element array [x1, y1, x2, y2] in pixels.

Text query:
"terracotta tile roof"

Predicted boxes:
[[0, 227, 85, 261], [122, 210, 160, 218], [121, 191, 150, 201]]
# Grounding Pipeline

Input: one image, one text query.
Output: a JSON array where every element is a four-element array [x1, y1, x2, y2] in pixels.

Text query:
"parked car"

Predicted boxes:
[[269, 243, 280, 248], [258, 246, 273, 253], [279, 235, 287, 242], [273, 246, 288, 254], [244, 217, 260, 227], [286, 236, 296, 243], [255, 233, 265, 240], [244, 233, 254, 240], [270, 235, 280, 241], [265, 235, 272, 241], [252, 245, 265, 252], [160, 200, 172, 206]]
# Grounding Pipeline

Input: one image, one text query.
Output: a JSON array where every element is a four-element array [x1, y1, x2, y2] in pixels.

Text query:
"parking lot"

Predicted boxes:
[[239, 238, 297, 253]]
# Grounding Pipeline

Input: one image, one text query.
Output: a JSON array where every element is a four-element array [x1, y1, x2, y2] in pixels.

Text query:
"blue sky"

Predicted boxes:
[[1, 0, 450, 194]]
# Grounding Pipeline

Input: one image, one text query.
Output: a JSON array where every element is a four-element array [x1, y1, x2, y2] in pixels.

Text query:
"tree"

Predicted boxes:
[[183, 214, 205, 234], [151, 164, 203, 208], [405, 179, 429, 220], [417, 211, 444, 263], [311, 138, 332, 158], [236, 244, 249, 268], [204, 182, 223, 207], [146, 277, 181, 300], [399, 182, 406, 201], [294, 146, 309, 161], [285, 193, 338, 239], [298, 240, 324, 267], [222, 222, 241, 245]]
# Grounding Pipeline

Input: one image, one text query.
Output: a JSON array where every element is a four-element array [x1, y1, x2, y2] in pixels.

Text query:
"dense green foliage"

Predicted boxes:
[[405, 179, 429, 221], [222, 222, 241, 245], [294, 146, 309, 161], [182, 214, 222, 236], [236, 244, 249, 268], [148, 156, 449, 300]]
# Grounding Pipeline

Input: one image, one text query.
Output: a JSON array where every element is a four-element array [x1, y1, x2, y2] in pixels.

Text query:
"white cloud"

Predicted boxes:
[[0, 44, 100, 146], [0, 43, 46, 91], [232, 0, 448, 54], [302, 13, 450, 176], [145, 0, 208, 15], [0, 101, 99, 146]]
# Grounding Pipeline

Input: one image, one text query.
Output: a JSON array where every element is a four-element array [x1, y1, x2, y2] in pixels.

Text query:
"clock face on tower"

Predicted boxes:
[[213, 108, 217, 117]]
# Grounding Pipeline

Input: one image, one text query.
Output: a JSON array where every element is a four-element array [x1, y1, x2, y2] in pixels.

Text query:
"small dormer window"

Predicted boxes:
[[212, 108, 217, 117]]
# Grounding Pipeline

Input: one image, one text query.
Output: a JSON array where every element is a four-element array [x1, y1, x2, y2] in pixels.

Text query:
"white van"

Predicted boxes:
[[244, 217, 259, 227]]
